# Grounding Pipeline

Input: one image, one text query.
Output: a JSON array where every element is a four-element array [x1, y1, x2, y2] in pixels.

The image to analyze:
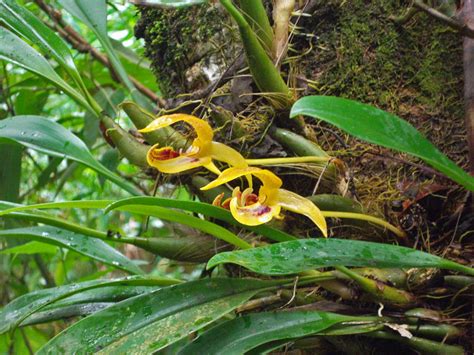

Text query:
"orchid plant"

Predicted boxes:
[[140, 114, 405, 238]]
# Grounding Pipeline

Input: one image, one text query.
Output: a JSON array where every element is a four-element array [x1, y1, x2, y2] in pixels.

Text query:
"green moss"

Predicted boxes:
[[301, 0, 463, 122], [134, 4, 231, 97]]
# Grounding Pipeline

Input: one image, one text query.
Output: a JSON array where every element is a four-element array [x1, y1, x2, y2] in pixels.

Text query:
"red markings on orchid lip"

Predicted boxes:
[[254, 205, 271, 216], [244, 194, 259, 206], [151, 148, 180, 160]]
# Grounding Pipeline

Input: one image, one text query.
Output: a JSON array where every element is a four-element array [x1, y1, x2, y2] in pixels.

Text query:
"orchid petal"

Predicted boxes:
[[277, 189, 328, 237], [139, 114, 214, 147], [203, 161, 222, 175], [147, 145, 211, 174], [229, 197, 281, 226], [210, 142, 248, 168], [201, 167, 282, 191]]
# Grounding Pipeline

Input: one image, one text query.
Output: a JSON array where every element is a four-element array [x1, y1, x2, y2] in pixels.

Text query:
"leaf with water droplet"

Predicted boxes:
[[207, 239, 474, 276], [0, 226, 143, 275], [291, 96, 474, 191], [0, 276, 179, 335], [0, 115, 140, 195], [38, 278, 279, 354]]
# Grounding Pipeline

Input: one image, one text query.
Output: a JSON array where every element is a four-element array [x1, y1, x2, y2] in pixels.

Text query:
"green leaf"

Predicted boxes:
[[179, 311, 359, 355], [22, 285, 160, 326], [0, 226, 144, 275], [59, 0, 152, 109], [129, 0, 207, 7], [0, 27, 92, 113], [38, 278, 278, 354], [105, 197, 296, 243], [290, 96, 474, 191], [207, 239, 474, 276], [0, 199, 252, 250], [0, 0, 90, 99], [0, 241, 57, 255], [0, 276, 180, 334], [23, 303, 113, 327], [220, 0, 290, 108], [0, 115, 141, 195]]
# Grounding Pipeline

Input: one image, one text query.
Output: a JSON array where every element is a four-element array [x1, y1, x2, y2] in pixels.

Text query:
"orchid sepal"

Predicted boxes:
[[277, 188, 327, 237]]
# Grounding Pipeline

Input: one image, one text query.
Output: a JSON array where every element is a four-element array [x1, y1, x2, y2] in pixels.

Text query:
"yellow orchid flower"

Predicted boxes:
[[139, 114, 247, 175], [139, 114, 335, 175], [201, 167, 328, 237]]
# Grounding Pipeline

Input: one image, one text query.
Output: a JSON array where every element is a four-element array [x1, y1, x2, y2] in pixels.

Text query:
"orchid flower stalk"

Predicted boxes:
[[201, 166, 328, 237]]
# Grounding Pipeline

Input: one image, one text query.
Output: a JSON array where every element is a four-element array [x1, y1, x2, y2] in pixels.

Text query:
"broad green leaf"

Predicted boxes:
[[0, 241, 57, 255], [290, 96, 474, 191], [207, 239, 474, 276], [129, 0, 207, 7], [97, 294, 252, 354], [0, 0, 89, 98], [0, 200, 252, 250], [0, 115, 141, 195], [38, 278, 279, 354], [0, 27, 92, 113], [59, 0, 152, 109], [0, 276, 180, 334], [0, 226, 144, 275], [105, 197, 296, 243], [179, 311, 362, 355]]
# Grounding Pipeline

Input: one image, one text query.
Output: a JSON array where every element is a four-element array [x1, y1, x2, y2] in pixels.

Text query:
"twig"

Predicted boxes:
[[33, 255, 56, 288], [413, 0, 474, 39], [20, 328, 34, 355], [390, 6, 419, 25], [33, 0, 165, 107]]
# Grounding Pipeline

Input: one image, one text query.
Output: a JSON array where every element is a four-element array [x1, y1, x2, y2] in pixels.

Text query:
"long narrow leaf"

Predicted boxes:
[[290, 96, 474, 191], [105, 197, 296, 243], [207, 239, 474, 276], [38, 278, 279, 354], [59, 0, 152, 108], [0, 27, 92, 113], [0, 276, 180, 334], [179, 311, 366, 355], [22, 285, 160, 326], [0, 0, 90, 99], [0, 116, 141, 195], [0, 200, 252, 249], [0, 226, 143, 275]]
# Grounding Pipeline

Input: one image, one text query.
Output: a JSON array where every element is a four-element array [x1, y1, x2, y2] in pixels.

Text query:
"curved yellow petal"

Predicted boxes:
[[147, 145, 210, 174], [139, 114, 214, 147], [202, 161, 222, 175], [210, 142, 247, 168], [200, 167, 282, 191], [277, 189, 328, 237], [229, 197, 280, 226]]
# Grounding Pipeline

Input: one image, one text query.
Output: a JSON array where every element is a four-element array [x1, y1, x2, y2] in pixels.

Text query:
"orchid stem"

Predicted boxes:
[[321, 211, 406, 239], [246, 156, 331, 165]]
